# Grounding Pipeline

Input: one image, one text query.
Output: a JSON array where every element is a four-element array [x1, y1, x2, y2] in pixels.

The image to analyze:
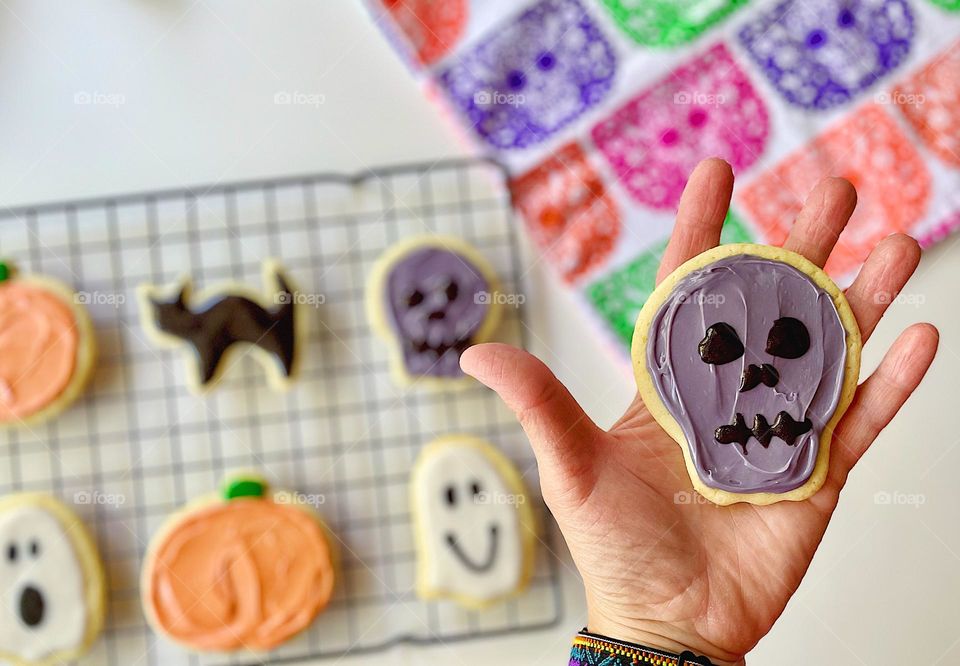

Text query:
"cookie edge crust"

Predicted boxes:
[[0, 493, 106, 666], [631, 243, 862, 506], [410, 434, 537, 609], [137, 259, 306, 395], [365, 235, 503, 390], [1, 275, 97, 428], [139, 476, 338, 655]]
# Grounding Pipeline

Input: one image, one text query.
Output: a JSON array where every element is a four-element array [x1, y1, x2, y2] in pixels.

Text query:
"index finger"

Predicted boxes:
[[656, 157, 735, 284]]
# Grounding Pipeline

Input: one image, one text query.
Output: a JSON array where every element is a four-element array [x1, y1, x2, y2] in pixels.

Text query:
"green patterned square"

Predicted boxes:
[[718, 209, 753, 245], [929, 0, 960, 10], [598, 0, 750, 47], [586, 211, 753, 348]]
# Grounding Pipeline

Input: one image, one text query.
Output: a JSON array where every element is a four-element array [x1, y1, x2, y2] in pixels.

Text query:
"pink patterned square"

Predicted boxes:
[[591, 43, 769, 210]]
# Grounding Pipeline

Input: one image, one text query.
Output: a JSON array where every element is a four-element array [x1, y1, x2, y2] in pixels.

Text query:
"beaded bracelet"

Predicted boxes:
[[570, 630, 715, 666]]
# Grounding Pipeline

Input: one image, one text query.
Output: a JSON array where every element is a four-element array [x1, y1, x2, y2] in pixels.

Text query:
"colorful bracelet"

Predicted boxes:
[[570, 630, 715, 666]]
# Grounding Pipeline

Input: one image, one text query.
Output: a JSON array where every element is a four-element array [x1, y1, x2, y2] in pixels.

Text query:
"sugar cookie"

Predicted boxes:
[[633, 244, 861, 505], [0, 493, 106, 666], [367, 236, 502, 388], [141, 475, 335, 653], [0, 263, 96, 426], [411, 435, 536, 608], [138, 260, 304, 393]]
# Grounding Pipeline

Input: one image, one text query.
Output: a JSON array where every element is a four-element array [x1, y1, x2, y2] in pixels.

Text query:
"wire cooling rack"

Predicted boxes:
[[0, 158, 563, 665]]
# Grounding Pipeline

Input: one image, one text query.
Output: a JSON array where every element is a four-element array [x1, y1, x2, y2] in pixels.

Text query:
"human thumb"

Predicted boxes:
[[460, 343, 603, 501]]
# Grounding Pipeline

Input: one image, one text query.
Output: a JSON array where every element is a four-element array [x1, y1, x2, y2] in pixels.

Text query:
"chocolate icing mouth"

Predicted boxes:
[[715, 412, 813, 455], [407, 336, 471, 359], [445, 524, 499, 573], [18, 584, 45, 628]]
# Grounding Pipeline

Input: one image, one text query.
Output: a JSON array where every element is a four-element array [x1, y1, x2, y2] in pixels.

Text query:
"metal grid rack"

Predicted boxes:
[[0, 158, 563, 665]]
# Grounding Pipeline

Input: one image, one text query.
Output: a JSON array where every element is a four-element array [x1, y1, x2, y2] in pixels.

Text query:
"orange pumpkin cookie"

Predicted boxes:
[[141, 475, 336, 654], [0, 262, 95, 427]]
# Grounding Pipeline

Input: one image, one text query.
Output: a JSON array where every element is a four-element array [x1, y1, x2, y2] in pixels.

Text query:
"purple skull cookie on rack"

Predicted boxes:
[[634, 244, 862, 506], [366, 235, 502, 388]]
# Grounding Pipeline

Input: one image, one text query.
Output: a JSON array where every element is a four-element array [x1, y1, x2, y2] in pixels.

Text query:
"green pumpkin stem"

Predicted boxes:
[[0, 263, 10, 283], [223, 476, 267, 500]]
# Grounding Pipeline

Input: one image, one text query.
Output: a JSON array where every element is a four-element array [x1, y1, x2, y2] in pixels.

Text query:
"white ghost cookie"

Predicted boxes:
[[0, 493, 106, 666], [411, 435, 536, 608]]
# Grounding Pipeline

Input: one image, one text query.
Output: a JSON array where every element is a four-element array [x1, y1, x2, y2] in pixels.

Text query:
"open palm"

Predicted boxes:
[[461, 159, 938, 665]]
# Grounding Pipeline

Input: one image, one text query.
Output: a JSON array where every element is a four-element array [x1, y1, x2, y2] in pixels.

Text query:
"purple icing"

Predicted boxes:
[[646, 255, 847, 493], [437, 0, 617, 149], [385, 247, 490, 378], [738, 0, 914, 110]]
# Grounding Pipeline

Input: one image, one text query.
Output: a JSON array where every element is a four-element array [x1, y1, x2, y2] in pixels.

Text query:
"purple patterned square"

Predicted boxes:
[[437, 0, 617, 150], [591, 43, 769, 210], [739, 0, 915, 110]]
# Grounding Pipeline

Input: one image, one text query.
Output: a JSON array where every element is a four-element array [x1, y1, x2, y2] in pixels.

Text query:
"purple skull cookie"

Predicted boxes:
[[634, 244, 861, 505], [367, 236, 502, 387], [437, 0, 617, 150], [738, 0, 915, 110]]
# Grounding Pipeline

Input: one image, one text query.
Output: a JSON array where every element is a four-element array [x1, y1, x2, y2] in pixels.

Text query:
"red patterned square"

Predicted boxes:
[[382, 0, 467, 66], [512, 143, 621, 283], [739, 106, 930, 277], [893, 40, 960, 167]]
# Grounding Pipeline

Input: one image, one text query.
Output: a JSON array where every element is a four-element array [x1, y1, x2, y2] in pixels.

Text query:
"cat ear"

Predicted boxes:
[[149, 283, 188, 308]]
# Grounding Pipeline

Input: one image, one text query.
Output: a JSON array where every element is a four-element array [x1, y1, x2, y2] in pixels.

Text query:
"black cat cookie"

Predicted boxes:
[[137, 260, 305, 393]]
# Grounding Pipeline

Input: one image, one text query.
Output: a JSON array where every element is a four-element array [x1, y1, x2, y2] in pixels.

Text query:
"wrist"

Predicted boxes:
[[586, 607, 746, 666]]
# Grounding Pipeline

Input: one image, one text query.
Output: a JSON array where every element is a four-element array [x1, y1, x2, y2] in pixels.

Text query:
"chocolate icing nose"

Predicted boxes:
[[19, 585, 45, 627], [740, 363, 779, 392]]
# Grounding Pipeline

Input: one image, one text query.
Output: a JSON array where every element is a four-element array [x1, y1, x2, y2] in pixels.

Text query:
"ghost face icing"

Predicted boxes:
[[385, 247, 492, 379], [0, 506, 88, 663], [413, 441, 528, 604], [647, 255, 847, 493]]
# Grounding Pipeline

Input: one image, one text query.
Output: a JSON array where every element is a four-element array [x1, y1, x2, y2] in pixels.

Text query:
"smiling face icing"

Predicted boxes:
[[413, 441, 527, 604], [647, 255, 847, 493], [0, 506, 88, 663]]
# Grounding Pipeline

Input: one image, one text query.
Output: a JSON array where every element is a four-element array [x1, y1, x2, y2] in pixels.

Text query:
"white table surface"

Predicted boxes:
[[0, 2, 958, 664]]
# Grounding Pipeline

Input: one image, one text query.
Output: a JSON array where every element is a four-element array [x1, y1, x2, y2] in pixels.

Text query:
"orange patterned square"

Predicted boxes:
[[739, 105, 930, 277], [512, 142, 621, 283], [892, 40, 960, 167], [382, 0, 467, 66]]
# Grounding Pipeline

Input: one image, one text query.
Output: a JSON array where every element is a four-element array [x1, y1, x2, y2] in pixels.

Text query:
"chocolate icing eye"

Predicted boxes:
[[444, 485, 457, 507], [470, 481, 482, 497], [6, 542, 15, 562], [698, 323, 744, 365], [407, 290, 425, 308], [445, 280, 459, 302], [765, 317, 810, 359]]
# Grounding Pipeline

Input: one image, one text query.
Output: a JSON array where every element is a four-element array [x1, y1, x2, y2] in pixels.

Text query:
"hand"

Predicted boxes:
[[460, 158, 939, 665]]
